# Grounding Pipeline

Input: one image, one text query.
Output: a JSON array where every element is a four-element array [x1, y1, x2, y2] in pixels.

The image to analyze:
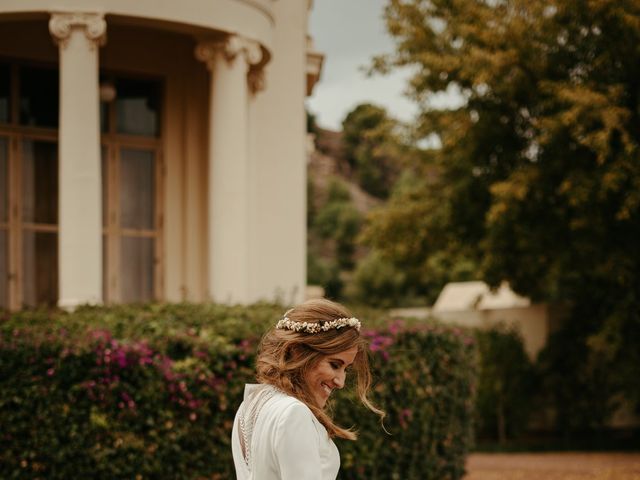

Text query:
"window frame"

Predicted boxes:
[[0, 59, 60, 309], [0, 60, 165, 309], [100, 72, 164, 304]]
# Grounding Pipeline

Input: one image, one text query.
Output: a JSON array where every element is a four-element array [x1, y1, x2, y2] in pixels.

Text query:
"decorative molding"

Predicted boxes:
[[240, 37, 263, 67], [195, 35, 264, 71], [195, 35, 267, 94], [194, 41, 219, 71], [306, 37, 324, 96], [248, 67, 266, 94], [49, 12, 107, 49]]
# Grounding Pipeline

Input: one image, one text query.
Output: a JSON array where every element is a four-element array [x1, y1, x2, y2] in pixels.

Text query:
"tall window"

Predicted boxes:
[[101, 76, 163, 303], [0, 62, 163, 310], [0, 62, 59, 309]]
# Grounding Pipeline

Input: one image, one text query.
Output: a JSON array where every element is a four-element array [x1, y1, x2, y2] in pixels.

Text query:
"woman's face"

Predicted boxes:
[[304, 345, 358, 408]]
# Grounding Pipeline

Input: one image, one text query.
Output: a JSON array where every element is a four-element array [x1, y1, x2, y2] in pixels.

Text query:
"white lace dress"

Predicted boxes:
[[231, 384, 340, 480]]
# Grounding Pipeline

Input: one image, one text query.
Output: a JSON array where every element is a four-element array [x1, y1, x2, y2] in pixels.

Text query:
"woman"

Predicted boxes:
[[231, 298, 384, 479]]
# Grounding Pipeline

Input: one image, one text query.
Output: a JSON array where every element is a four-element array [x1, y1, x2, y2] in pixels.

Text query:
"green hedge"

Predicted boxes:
[[336, 321, 476, 479], [0, 304, 476, 479], [473, 326, 536, 444]]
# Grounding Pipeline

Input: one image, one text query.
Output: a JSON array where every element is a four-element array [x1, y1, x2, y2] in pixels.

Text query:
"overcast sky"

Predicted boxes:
[[306, 0, 418, 131]]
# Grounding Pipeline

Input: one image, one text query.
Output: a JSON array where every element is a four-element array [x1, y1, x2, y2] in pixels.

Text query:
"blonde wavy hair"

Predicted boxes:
[[256, 298, 385, 440]]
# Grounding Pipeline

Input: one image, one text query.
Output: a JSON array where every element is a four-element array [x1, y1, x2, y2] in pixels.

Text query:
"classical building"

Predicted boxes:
[[0, 0, 323, 310]]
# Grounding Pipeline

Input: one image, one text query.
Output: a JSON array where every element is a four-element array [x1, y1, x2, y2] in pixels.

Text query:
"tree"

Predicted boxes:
[[342, 103, 407, 198], [475, 327, 536, 444], [312, 178, 362, 270], [365, 0, 640, 434]]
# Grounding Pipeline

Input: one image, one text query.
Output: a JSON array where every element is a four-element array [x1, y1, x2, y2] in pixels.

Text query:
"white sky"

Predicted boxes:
[[306, 0, 418, 131]]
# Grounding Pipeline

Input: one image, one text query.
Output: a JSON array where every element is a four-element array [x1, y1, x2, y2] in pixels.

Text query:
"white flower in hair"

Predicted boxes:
[[276, 316, 361, 333]]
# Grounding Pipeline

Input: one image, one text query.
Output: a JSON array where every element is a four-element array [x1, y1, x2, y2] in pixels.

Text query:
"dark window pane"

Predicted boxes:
[[0, 64, 9, 124], [100, 101, 109, 133], [22, 231, 58, 307], [0, 229, 7, 309], [120, 149, 154, 229], [115, 78, 160, 137], [22, 140, 58, 224], [99, 73, 111, 133], [0, 137, 7, 222], [120, 236, 154, 302], [20, 66, 58, 128]]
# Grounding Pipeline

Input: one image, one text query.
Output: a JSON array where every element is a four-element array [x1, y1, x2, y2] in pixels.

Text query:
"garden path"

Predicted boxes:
[[464, 452, 640, 480]]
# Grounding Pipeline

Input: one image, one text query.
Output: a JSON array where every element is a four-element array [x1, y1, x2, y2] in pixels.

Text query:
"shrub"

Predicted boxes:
[[474, 326, 536, 444], [336, 320, 477, 479], [307, 252, 344, 300], [0, 304, 476, 479], [346, 251, 419, 307], [313, 199, 362, 270]]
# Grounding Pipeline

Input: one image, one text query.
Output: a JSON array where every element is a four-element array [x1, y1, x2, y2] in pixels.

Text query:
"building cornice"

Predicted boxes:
[[237, 0, 274, 25]]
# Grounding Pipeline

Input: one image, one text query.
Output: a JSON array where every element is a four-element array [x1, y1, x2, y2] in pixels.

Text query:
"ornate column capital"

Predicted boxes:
[[195, 35, 267, 95], [195, 35, 265, 71], [247, 67, 266, 95], [49, 12, 107, 49]]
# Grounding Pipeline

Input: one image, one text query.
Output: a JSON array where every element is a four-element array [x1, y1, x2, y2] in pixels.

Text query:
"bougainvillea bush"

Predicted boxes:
[[0, 304, 476, 479], [335, 321, 477, 480]]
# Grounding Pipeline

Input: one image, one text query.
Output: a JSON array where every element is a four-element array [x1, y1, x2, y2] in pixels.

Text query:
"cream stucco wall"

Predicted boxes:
[[392, 302, 559, 360], [434, 305, 552, 360], [248, 0, 307, 304]]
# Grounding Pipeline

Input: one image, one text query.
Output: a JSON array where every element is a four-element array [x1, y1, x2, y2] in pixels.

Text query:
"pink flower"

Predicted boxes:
[[89, 329, 112, 342], [399, 408, 413, 429], [369, 335, 394, 352], [114, 349, 128, 368], [388, 319, 405, 335]]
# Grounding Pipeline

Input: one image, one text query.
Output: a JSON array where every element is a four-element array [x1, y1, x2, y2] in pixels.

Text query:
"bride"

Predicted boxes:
[[231, 298, 385, 479]]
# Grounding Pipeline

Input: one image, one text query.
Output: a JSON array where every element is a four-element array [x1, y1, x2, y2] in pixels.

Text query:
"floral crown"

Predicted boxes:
[[276, 316, 361, 334]]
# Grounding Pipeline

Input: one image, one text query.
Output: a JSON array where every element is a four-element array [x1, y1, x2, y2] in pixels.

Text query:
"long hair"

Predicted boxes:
[[255, 298, 385, 440]]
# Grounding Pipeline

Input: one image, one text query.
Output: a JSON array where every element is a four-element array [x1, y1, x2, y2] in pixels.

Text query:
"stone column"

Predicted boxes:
[[195, 35, 263, 303], [49, 13, 106, 309]]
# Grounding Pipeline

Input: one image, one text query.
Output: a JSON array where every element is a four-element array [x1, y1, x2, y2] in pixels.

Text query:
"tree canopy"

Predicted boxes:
[[364, 0, 640, 430], [341, 103, 407, 198]]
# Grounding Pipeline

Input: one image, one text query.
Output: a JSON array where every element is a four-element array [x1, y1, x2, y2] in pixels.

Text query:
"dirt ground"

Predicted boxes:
[[464, 452, 640, 480]]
